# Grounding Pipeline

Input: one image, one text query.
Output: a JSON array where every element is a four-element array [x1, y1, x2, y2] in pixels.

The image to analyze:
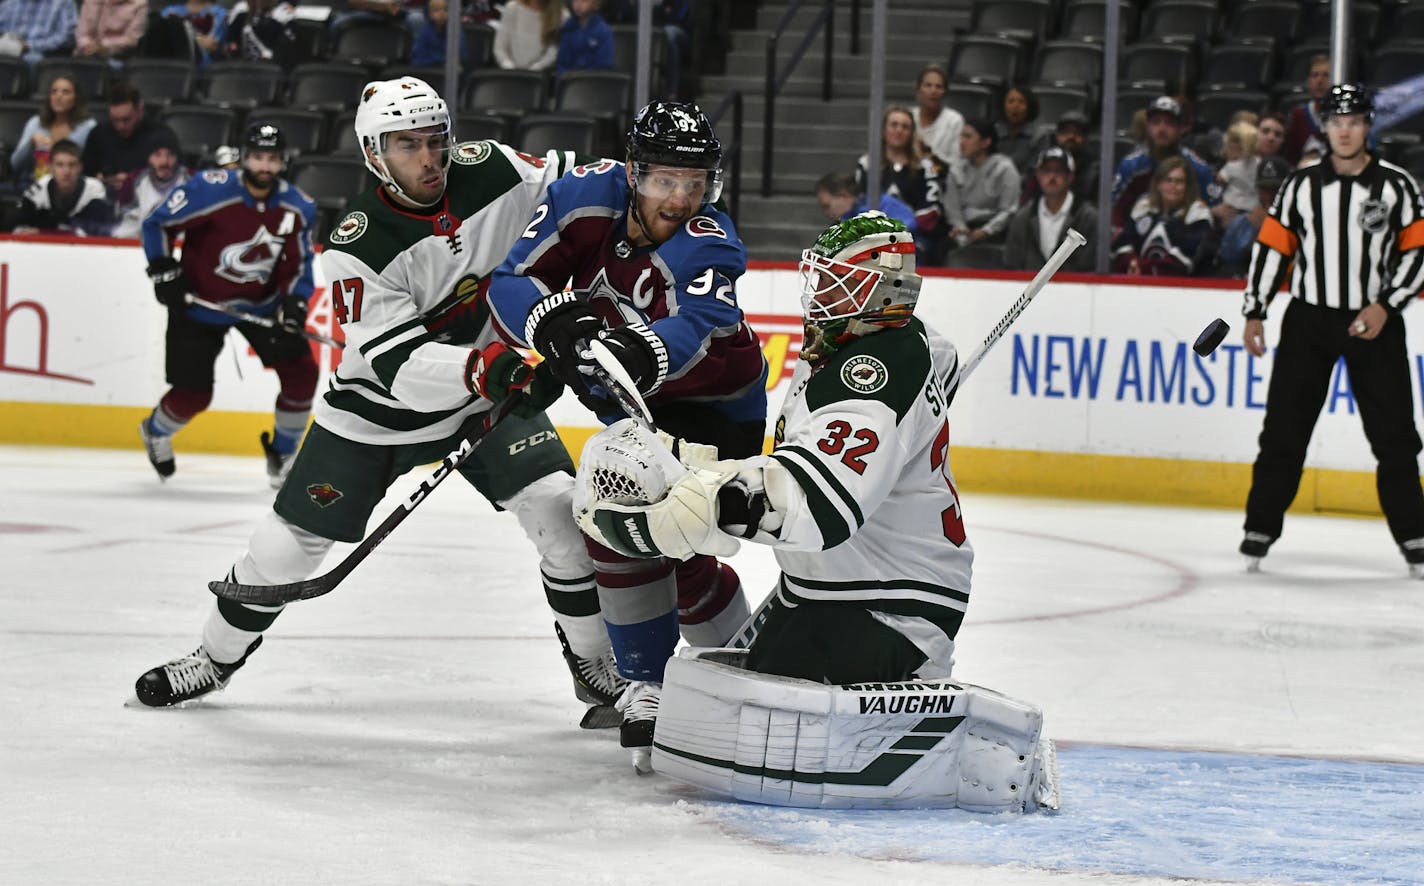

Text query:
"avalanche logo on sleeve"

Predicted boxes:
[[840, 355, 889, 394]]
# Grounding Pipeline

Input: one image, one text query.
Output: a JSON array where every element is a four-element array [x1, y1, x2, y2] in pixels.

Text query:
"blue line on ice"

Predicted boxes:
[[693, 744, 1424, 884]]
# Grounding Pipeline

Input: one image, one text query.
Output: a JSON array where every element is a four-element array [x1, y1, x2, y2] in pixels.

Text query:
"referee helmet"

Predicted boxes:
[[1323, 83, 1374, 123]]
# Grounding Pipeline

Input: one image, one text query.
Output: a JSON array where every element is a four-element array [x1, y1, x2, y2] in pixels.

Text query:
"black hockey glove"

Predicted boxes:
[[146, 257, 191, 307], [586, 324, 664, 393], [526, 294, 604, 387], [465, 342, 564, 418], [277, 294, 310, 334]]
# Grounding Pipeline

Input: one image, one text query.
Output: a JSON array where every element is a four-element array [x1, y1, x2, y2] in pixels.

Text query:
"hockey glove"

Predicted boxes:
[[465, 342, 564, 418], [277, 294, 310, 334], [526, 293, 605, 387], [146, 257, 191, 307], [577, 466, 741, 561], [580, 324, 666, 394]]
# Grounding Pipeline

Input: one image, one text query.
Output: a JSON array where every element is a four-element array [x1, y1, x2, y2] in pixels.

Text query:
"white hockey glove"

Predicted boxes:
[[575, 419, 741, 560], [579, 467, 741, 561]]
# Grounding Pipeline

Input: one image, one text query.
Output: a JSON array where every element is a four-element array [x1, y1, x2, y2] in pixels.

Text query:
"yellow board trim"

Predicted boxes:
[[0, 400, 1390, 517]]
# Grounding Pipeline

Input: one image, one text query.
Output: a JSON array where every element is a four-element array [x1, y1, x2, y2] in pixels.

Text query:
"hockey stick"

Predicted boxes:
[[727, 229, 1089, 651], [950, 227, 1087, 390], [208, 394, 522, 606], [185, 294, 345, 349], [583, 338, 655, 430]]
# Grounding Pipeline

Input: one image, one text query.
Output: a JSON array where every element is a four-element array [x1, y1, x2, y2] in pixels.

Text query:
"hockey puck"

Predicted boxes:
[[1193, 318, 1230, 356]]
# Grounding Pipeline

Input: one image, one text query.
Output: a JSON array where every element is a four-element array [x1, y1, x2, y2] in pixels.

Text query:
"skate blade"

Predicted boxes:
[[630, 746, 653, 776], [579, 704, 621, 730], [1244, 556, 1262, 573]]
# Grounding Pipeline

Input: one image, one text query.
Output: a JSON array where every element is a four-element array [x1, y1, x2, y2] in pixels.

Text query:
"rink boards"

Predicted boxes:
[[4, 234, 1422, 514]]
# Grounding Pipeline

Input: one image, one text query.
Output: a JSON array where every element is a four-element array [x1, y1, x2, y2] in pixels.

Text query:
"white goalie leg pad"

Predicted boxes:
[[652, 649, 1058, 812], [501, 473, 605, 658], [204, 513, 333, 662]]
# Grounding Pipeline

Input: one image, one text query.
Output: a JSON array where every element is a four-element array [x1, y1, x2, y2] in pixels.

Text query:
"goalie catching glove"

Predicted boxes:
[[465, 342, 564, 418], [574, 419, 741, 561]]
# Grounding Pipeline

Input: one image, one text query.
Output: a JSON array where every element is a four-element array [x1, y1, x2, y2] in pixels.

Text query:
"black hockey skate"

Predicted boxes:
[[139, 416, 175, 480], [1239, 532, 1274, 572], [615, 681, 660, 775], [133, 636, 263, 707], [1402, 538, 1424, 580], [259, 432, 294, 490], [555, 623, 627, 729]]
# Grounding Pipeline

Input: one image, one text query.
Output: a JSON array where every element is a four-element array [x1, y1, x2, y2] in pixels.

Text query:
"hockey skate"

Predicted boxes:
[[132, 636, 263, 707], [615, 681, 660, 775], [259, 432, 294, 490], [139, 416, 176, 480], [1239, 532, 1274, 572], [1399, 538, 1424, 579], [554, 623, 627, 729]]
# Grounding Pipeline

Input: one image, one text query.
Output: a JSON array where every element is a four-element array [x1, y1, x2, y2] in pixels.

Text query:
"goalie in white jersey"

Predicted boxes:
[[577, 213, 1057, 809], [131, 77, 628, 721]]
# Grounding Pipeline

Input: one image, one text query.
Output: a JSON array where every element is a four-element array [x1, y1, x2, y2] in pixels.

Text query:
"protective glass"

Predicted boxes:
[[632, 163, 724, 205], [798, 249, 882, 322]]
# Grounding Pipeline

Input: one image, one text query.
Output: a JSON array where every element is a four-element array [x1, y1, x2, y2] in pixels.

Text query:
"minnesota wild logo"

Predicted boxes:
[[306, 483, 344, 508], [452, 142, 492, 166], [330, 211, 368, 244]]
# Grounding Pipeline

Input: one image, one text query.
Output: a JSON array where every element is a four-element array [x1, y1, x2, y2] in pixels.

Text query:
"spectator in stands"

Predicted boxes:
[[1256, 111, 1286, 161], [330, 0, 423, 42], [912, 63, 961, 168], [10, 73, 95, 186], [856, 104, 946, 263], [815, 170, 915, 230], [74, 0, 147, 66], [82, 82, 179, 198], [112, 128, 188, 238], [995, 84, 1039, 174], [1004, 146, 1096, 273], [609, 0, 691, 98], [1212, 119, 1259, 228], [225, 0, 297, 66], [493, 0, 563, 72], [13, 139, 112, 235], [555, 0, 613, 78], [160, 0, 227, 67], [0, 0, 77, 66], [1216, 154, 1289, 278], [410, 0, 468, 66], [1284, 54, 1330, 166], [1110, 96, 1215, 231], [1021, 109, 1097, 205], [1111, 156, 1216, 277], [944, 116, 1018, 248]]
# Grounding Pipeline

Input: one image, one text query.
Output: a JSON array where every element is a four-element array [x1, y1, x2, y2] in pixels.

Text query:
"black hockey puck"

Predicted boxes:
[[1193, 318, 1229, 356]]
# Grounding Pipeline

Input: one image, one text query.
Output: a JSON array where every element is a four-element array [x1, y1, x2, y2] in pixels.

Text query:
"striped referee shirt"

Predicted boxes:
[[1243, 157, 1424, 319]]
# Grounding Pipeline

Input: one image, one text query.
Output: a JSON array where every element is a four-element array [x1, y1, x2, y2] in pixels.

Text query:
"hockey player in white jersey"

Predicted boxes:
[[575, 213, 1057, 808], [131, 77, 627, 719]]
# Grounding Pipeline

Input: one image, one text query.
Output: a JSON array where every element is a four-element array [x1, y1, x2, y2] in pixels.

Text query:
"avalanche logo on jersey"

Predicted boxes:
[[686, 216, 726, 239], [841, 355, 889, 394], [585, 266, 658, 318], [215, 226, 286, 285]]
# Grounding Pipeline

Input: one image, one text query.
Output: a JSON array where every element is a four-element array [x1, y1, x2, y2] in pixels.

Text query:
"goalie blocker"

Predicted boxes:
[[652, 648, 1060, 812]]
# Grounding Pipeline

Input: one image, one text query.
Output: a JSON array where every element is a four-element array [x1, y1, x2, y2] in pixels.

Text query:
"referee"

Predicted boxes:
[[1240, 83, 1424, 575]]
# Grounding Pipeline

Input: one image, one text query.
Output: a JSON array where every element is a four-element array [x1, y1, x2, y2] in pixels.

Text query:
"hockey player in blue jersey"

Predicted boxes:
[[488, 100, 768, 772], [139, 122, 319, 487]]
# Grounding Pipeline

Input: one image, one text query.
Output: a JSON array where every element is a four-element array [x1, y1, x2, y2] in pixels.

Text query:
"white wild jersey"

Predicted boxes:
[[317, 141, 578, 444], [763, 317, 973, 656]]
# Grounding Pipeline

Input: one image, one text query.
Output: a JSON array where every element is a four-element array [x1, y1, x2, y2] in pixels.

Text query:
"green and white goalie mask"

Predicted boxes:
[[798, 211, 922, 364], [354, 76, 453, 202]]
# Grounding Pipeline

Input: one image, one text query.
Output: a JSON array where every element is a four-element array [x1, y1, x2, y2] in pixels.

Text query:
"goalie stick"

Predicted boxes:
[[185, 294, 346, 349], [207, 394, 522, 606]]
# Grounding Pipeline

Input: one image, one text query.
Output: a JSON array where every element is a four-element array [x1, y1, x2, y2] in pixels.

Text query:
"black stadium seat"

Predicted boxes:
[[160, 106, 239, 166], [204, 61, 284, 110], [247, 108, 327, 157], [289, 63, 369, 112], [515, 113, 598, 156]]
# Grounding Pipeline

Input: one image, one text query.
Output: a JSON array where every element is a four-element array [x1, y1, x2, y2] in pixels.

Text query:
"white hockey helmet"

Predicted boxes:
[[353, 77, 452, 199]]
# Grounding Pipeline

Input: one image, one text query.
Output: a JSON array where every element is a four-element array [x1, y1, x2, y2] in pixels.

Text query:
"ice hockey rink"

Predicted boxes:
[[2, 444, 1420, 886]]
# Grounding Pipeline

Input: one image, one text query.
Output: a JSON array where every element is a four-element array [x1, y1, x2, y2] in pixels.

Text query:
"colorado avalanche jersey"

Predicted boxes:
[[141, 168, 317, 326], [317, 141, 578, 445], [487, 159, 767, 423], [763, 318, 972, 664]]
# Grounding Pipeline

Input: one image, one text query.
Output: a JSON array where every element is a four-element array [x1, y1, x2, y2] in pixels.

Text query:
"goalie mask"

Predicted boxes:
[[798, 211, 921, 364], [354, 77, 452, 202]]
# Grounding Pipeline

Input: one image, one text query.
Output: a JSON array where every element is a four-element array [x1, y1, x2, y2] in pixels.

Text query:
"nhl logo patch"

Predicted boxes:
[[452, 141, 492, 166], [840, 355, 888, 393], [614, 240, 632, 259], [1358, 199, 1389, 234], [306, 483, 344, 508], [330, 211, 368, 244]]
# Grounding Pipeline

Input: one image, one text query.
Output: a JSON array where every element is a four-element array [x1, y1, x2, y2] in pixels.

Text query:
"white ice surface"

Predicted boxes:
[[2, 445, 1421, 885]]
